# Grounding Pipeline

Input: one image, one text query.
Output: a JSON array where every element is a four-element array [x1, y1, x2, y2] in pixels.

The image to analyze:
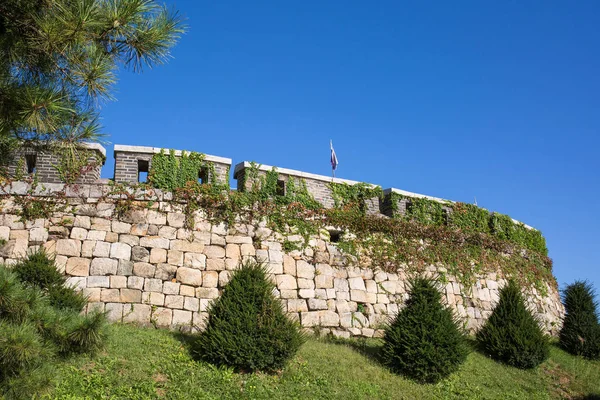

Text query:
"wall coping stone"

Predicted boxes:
[[114, 144, 232, 165], [233, 161, 374, 186]]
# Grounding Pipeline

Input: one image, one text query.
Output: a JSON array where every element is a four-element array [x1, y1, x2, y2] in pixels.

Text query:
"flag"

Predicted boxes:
[[330, 140, 338, 171]]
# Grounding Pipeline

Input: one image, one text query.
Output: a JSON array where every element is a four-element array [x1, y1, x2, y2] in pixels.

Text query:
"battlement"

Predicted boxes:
[[4, 142, 535, 229]]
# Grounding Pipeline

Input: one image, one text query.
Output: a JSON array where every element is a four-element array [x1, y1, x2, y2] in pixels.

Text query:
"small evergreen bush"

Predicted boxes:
[[0, 252, 106, 398], [559, 281, 600, 360], [381, 277, 470, 383], [195, 260, 305, 372], [13, 250, 64, 290], [477, 280, 549, 369]]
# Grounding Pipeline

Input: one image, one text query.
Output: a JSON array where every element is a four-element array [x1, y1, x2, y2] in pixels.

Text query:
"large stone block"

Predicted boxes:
[[105, 303, 123, 322], [203, 245, 225, 259], [144, 278, 163, 292], [276, 274, 297, 290], [300, 311, 320, 327], [140, 236, 170, 249], [167, 250, 184, 266], [183, 296, 199, 312], [131, 246, 150, 262], [184, 252, 206, 269], [65, 257, 90, 276], [172, 309, 192, 326], [165, 294, 184, 309], [151, 307, 172, 327], [308, 298, 328, 311], [177, 267, 202, 286], [155, 263, 177, 281], [123, 303, 152, 324], [56, 239, 81, 257], [202, 271, 218, 288], [172, 240, 205, 253], [87, 276, 109, 288], [29, 227, 48, 243], [110, 242, 131, 260], [92, 241, 110, 258], [195, 287, 219, 299], [163, 281, 180, 295], [296, 260, 315, 279], [101, 288, 120, 302], [90, 258, 118, 276], [120, 288, 142, 303], [133, 262, 155, 278]]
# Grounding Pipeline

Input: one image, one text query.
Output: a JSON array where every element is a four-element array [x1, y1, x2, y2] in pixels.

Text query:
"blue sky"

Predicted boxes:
[[99, 1, 600, 292]]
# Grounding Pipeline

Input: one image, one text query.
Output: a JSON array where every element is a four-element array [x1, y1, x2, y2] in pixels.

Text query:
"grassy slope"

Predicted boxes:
[[44, 324, 599, 400]]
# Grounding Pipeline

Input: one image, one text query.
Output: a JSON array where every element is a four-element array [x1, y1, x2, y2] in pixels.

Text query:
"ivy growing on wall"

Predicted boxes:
[[149, 149, 215, 192], [330, 182, 383, 214], [389, 192, 547, 255], [54, 147, 102, 184]]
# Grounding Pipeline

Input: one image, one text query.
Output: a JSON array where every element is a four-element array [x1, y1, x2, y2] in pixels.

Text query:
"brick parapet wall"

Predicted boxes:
[[0, 183, 564, 337], [113, 145, 231, 185], [6, 147, 104, 184]]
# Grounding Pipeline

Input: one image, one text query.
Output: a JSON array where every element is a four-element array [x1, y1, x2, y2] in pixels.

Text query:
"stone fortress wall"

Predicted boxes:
[[0, 143, 564, 337]]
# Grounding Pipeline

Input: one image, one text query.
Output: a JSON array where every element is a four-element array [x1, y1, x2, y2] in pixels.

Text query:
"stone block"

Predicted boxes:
[[92, 241, 110, 258], [117, 260, 134, 276], [240, 243, 255, 257], [126, 275, 144, 290], [131, 246, 150, 262], [158, 226, 177, 240], [184, 252, 206, 269], [196, 287, 219, 299], [83, 287, 101, 302], [315, 274, 334, 289], [287, 299, 308, 313], [308, 298, 328, 311], [123, 303, 152, 324], [81, 240, 95, 257], [90, 258, 118, 276], [177, 267, 202, 286], [165, 294, 184, 309], [172, 309, 192, 326], [350, 290, 368, 303], [149, 248, 167, 263], [143, 291, 165, 306], [140, 236, 170, 249], [225, 244, 240, 260], [105, 303, 123, 322], [119, 234, 139, 247], [101, 288, 120, 302], [133, 262, 155, 278], [167, 212, 185, 228], [87, 230, 107, 241], [29, 227, 48, 243], [296, 260, 314, 279], [112, 221, 132, 234], [152, 307, 172, 327], [110, 275, 127, 289], [163, 281, 180, 295], [105, 232, 119, 243], [147, 210, 166, 225], [130, 223, 149, 236], [74, 215, 91, 229], [65, 257, 90, 276], [348, 277, 366, 291], [171, 240, 205, 253], [297, 278, 314, 289], [300, 312, 320, 327], [180, 285, 195, 296], [183, 296, 199, 312], [155, 263, 178, 281], [120, 288, 142, 303], [206, 258, 225, 271], [299, 289, 315, 299], [203, 245, 225, 259], [66, 276, 87, 290], [320, 311, 340, 327], [283, 255, 296, 275], [276, 274, 297, 290], [56, 239, 81, 257], [144, 278, 163, 292], [70, 227, 88, 240], [202, 271, 218, 288], [218, 270, 231, 286], [167, 250, 184, 266], [110, 242, 131, 260]]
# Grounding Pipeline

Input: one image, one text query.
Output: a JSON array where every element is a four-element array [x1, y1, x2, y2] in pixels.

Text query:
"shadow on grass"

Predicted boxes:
[[322, 335, 385, 364], [171, 330, 202, 361]]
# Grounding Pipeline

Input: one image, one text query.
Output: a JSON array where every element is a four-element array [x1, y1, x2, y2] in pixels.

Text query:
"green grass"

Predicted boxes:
[[40, 324, 600, 400]]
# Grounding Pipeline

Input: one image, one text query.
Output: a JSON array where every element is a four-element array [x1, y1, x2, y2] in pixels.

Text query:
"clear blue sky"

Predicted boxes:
[[99, 1, 600, 292]]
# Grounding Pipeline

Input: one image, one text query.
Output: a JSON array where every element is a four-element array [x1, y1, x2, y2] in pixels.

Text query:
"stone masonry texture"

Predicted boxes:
[[0, 182, 564, 337]]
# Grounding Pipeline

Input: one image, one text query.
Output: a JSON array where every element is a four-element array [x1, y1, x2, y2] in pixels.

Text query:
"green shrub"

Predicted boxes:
[[13, 250, 64, 290], [381, 277, 470, 383], [47, 284, 88, 312], [195, 260, 305, 372], [0, 253, 106, 397], [477, 280, 549, 369], [559, 281, 600, 360]]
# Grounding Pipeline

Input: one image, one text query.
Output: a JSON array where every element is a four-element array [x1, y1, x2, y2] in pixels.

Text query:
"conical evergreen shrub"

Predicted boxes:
[[559, 281, 600, 360], [195, 260, 305, 372], [381, 277, 470, 383], [477, 280, 549, 369]]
